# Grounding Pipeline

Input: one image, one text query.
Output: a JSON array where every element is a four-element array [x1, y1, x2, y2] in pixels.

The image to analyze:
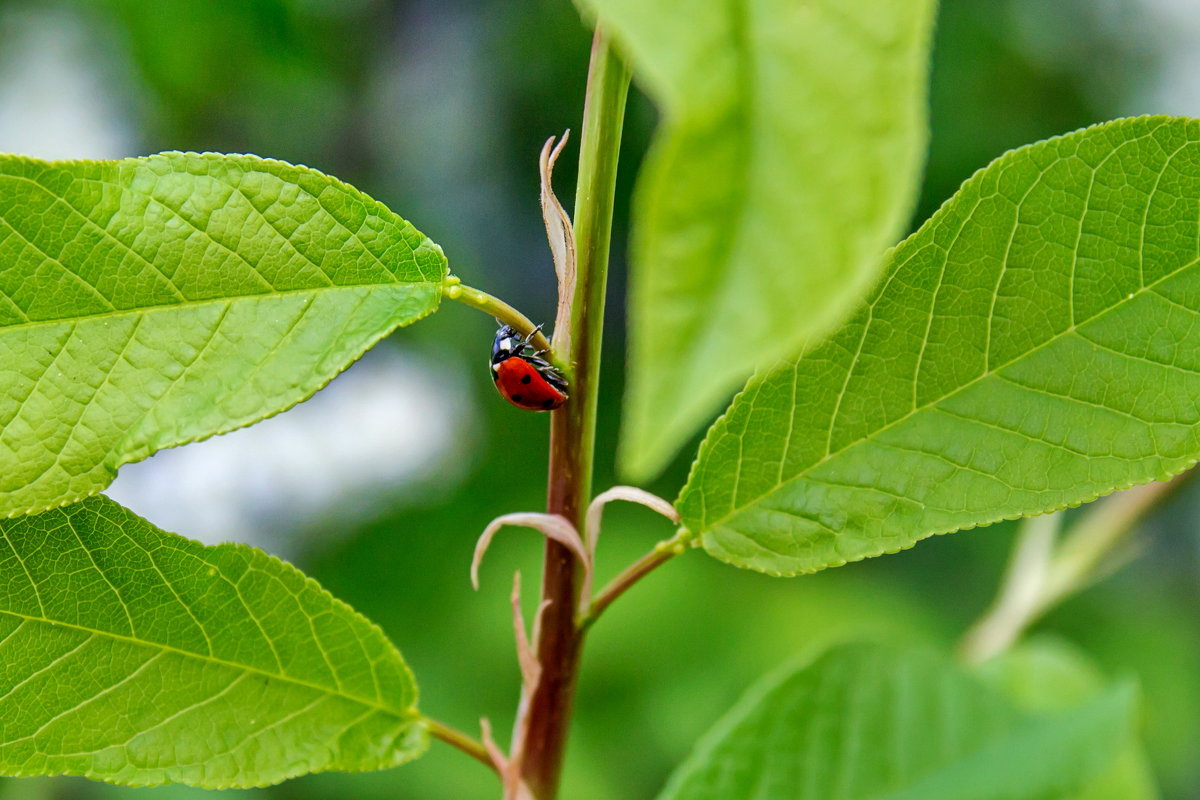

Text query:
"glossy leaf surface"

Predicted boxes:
[[0, 152, 445, 518], [0, 496, 424, 787], [978, 637, 1158, 800], [658, 643, 1135, 800], [682, 116, 1200, 575]]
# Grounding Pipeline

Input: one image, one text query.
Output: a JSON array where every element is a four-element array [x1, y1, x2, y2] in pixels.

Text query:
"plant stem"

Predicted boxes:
[[517, 29, 630, 800], [960, 473, 1189, 664], [425, 717, 497, 774], [958, 513, 1060, 664], [445, 280, 554, 356], [580, 530, 691, 629], [1041, 475, 1184, 606]]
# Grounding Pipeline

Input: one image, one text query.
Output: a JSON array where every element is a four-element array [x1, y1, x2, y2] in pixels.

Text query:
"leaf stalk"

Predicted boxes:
[[580, 528, 692, 629], [445, 279, 556, 360], [425, 717, 498, 775]]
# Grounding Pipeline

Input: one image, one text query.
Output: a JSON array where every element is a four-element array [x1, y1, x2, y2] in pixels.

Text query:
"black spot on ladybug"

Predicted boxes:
[[512, 394, 524, 403], [521, 374, 532, 384], [542, 398, 556, 409]]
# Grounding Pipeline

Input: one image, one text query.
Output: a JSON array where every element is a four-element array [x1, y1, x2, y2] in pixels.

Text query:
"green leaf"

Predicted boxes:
[[977, 637, 1159, 800], [658, 643, 1135, 800], [680, 116, 1200, 575], [0, 495, 425, 788], [0, 152, 445, 518], [587, 0, 937, 480]]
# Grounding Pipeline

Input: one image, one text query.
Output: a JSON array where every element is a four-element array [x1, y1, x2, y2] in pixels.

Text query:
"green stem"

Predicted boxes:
[[445, 279, 555, 357], [958, 514, 1060, 665], [960, 472, 1190, 664], [1043, 474, 1185, 605], [516, 29, 630, 800], [425, 717, 496, 775]]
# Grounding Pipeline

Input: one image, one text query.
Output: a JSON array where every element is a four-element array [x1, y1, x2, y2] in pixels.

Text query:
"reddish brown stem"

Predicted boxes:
[[515, 29, 630, 800]]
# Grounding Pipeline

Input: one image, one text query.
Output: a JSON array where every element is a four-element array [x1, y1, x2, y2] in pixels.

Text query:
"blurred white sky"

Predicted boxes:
[[0, 7, 134, 159], [1137, 0, 1200, 114], [103, 346, 475, 556]]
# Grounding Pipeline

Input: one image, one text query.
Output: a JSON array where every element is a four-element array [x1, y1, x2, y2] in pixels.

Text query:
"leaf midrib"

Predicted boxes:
[[0, 607, 415, 719], [700, 249, 1200, 535]]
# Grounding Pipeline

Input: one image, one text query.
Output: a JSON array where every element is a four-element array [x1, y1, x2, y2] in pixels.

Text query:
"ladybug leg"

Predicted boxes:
[[521, 323, 545, 345]]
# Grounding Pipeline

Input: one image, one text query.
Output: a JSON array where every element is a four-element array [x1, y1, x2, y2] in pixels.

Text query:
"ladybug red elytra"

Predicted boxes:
[[491, 324, 568, 411]]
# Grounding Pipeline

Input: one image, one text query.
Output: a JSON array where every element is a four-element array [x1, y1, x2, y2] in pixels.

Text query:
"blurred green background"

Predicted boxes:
[[1, 0, 1198, 797]]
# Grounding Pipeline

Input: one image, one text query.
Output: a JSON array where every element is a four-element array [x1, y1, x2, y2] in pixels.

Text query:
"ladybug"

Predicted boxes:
[[491, 324, 569, 411]]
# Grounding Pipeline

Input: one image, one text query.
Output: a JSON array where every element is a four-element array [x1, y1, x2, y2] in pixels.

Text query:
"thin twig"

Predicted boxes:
[[960, 472, 1191, 664], [581, 530, 691, 628], [1042, 476, 1185, 605], [958, 513, 1060, 664]]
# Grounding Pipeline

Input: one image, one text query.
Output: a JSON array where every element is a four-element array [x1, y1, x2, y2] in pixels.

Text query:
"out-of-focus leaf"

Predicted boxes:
[[680, 116, 1200, 575], [0, 496, 425, 788], [583, 0, 936, 480], [658, 643, 1135, 800], [0, 152, 445, 518], [978, 637, 1159, 800]]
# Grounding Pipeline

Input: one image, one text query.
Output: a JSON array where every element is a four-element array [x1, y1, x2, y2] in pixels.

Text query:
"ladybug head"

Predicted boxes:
[[491, 325, 526, 365]]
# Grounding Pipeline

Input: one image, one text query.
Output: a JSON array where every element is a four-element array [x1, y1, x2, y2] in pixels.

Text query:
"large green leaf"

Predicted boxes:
[[585, 0, 937, 480], [0, 496, 424, 787], [0, 152, 445, 518], [977, 637, 1159, 800], [680, 116, 1200, 575], [658, 643, 1135, 800]]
